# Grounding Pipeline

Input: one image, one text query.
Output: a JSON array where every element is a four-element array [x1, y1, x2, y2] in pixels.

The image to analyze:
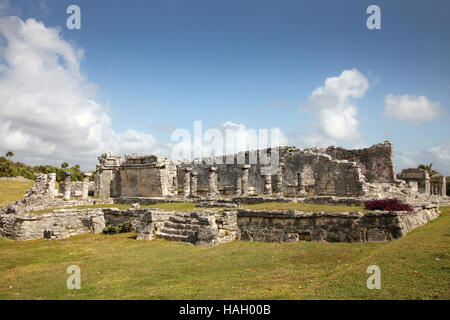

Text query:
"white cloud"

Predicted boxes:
[[306, 69, 369, 140], [287, 131, 335, 149], [383, 94, 442, 124], [0, 17, 158, 169]]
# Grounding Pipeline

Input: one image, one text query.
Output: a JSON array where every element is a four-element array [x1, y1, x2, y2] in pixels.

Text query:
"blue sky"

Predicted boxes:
[[0, 0, 449, 173]]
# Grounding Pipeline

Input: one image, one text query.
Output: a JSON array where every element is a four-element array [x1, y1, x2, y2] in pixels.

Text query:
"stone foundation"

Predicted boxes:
[[0, 209, 105, 241], [237, 205, 440, 242], [0, 204, 440, 244]]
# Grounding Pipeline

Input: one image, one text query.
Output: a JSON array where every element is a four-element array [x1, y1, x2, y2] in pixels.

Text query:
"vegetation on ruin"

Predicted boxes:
[[0, 207, 448, 299], [102, 221, 132, 235], [364, 199, 413, 212]]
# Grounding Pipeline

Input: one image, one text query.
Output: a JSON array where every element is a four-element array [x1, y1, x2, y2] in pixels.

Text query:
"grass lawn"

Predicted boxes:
[[0, 180, 34, 207], [29, 202, 366, 215], [242, 202, 368, 212], [29, 202, 198, 215], [0, 206, 448, 299]]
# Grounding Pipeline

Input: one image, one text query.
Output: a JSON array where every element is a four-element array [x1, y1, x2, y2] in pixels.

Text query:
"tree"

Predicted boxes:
[[418, 163, 439, 177], [5, 151, 14, 159], [61, 162, 69, 169]]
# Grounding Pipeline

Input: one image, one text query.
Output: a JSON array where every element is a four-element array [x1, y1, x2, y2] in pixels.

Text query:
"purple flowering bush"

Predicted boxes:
[[364, 198, 413, 212]]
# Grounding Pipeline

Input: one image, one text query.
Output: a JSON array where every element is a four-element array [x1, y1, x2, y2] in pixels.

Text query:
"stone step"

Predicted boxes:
[[163, 221, 200, 231], [160, 227, 196, 236], [168, 215, 193, 224], [155, 231, 189, 242]]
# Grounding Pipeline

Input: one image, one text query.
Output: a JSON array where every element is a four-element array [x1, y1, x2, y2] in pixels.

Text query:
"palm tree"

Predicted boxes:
[[61, 162, 69, 169], [5, 151, 14, 159], [418, 163, 439, 177]]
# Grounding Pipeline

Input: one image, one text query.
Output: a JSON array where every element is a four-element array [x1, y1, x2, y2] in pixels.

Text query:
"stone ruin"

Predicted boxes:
[[0, 141, 448, 244], [95, 141, 398, 200]]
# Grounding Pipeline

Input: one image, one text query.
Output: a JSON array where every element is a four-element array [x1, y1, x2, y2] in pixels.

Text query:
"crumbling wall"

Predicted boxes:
[[283, 150, 365, 197], [96, 141, 396, 198], [325, 141, 396, 183]]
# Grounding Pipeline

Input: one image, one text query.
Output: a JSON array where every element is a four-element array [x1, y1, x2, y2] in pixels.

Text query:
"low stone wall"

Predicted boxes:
[[102, 208, 168, 236], [0, 209, 105, 241], [237, 205, 440, 242], [0, 204, 440, 244]]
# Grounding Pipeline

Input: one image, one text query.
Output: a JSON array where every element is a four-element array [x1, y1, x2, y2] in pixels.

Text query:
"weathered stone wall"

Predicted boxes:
[[0, 209, 105, 241], [283, 150, 365, 197], [95, 141, 400, 198], [95, 152, 123, 198], [179, 146, 366, 198], [237, 205, 440, 243], [0, 204, 440, 244], [119, 154, 178, 198], [325, 141, 396, 183], [102, 208, 168, 234]]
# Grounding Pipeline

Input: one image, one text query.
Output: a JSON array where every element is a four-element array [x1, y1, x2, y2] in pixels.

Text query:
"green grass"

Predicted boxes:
[[0, 180, 34, 207], [0, 207, 448, 300], [29, 201, 363, 216], [242, 202, 368, 212], [29, 202, 198, 215], [29, 204, 133, 215]]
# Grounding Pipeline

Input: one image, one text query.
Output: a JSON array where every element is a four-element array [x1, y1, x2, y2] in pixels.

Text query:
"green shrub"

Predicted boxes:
[[102, 221, 132, 235]]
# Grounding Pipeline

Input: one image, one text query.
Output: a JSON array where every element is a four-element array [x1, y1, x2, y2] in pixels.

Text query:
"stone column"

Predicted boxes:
[[276, 162, 284, 197], [235, 178, 242, 196], [297, 172, 306, 194], [63, 171, 71, 201], [48, 173, 56, 198], [183, 168, 191, 198], [424, 172, 430, 195], [440, 176, 447, 196], [263, 173, 272, 195], [173, 176, 178, 196], [434, 182, 439, 195], [82, 172, 92, 200], [208, 167, 218, 197], [241, 165, 250, 196], [190, 171, 198, 197]]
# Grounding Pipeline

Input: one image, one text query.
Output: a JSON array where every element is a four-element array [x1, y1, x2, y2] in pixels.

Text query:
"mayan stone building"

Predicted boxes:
[[95, 141, 400, 200]]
